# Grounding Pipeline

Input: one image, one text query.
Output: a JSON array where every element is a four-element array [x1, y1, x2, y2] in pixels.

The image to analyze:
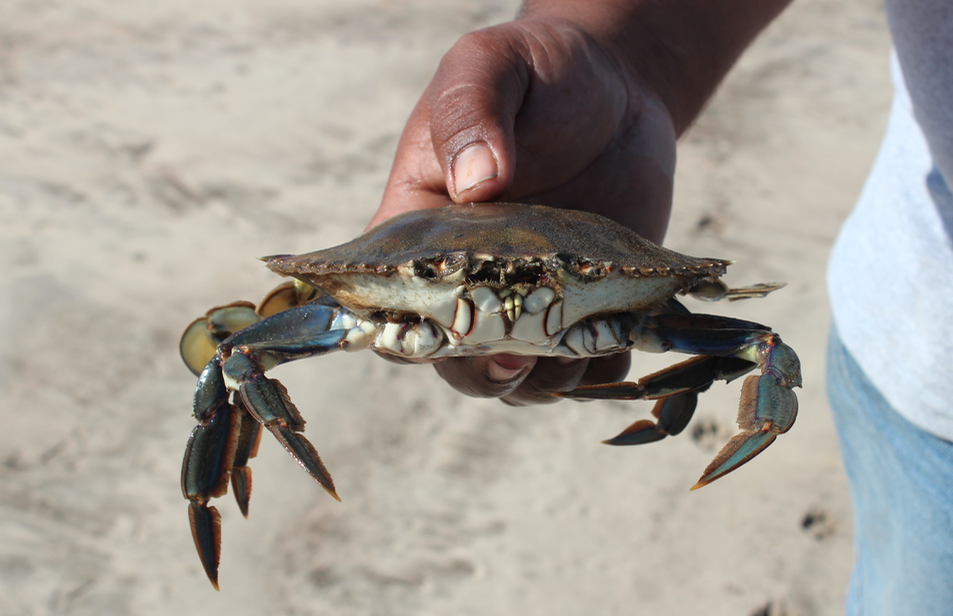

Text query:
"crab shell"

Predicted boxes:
[[264, 203, 731, 355]]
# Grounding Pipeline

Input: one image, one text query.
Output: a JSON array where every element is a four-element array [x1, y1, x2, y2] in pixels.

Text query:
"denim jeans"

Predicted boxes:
[[827, 326, 953, 615]]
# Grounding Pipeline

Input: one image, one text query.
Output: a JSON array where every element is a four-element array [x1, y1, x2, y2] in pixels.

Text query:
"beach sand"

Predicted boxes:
[[0, 0, 891, 614]]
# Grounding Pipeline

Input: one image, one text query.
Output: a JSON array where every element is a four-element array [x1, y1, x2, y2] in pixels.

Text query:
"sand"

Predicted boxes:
[[0, 0, 891, 614]]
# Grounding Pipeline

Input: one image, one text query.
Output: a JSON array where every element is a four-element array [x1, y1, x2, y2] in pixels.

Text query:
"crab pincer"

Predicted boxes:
[[564, 313, 801, 488], [690, 334, 800, 489]]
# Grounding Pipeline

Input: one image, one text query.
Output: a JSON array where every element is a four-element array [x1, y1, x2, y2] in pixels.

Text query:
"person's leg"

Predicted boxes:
[[827, 325, 953, 616]]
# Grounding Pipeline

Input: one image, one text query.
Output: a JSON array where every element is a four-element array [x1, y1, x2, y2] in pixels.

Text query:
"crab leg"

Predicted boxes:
[[562, 355, 756, 444], [181, 357, 237, 590], [229, 399, 262, 518], [689, 341, 800, 490], [564, 312, 801, 490], [180, 303, 352, 589], [222, 351, 341, 499]]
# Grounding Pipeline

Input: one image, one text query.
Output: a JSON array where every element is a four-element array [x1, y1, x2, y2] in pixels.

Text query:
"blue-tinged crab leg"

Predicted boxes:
[[221, 351, 342, 500], [181, 356, 239, 590], [684, 374, 791, 488], [562, 312, 801, 489], [218, 305, 352, 502], [181, 303, 351, 589], [653, 313, 801, 489], [229, 398, 262, 518], [561, 355, 756, 444]]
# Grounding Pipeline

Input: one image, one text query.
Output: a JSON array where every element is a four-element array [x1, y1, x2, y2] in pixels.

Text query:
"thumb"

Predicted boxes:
[[426, 29, 530, 202]]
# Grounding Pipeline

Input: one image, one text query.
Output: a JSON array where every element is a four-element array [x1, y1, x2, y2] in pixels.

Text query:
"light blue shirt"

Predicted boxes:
[[827, 0, 953, 441]]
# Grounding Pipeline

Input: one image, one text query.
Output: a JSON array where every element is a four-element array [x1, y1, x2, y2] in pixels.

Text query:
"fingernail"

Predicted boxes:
[[452, 143, 498, 197], [487, 357, 531, 383]]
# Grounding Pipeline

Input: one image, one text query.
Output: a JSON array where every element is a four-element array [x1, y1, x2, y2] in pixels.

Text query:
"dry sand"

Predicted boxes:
[[0, 1, 891, 614]]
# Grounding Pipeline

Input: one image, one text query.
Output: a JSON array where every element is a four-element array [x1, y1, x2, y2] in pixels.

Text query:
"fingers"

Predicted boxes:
[[427, 29, 528, 203], [372, 27, 529, 228], [501, 354, 632, 405], [373, 18, 645, 227], [432, 352, 633, 406], [371, 100, 454, 228], [429, 21, 630, 205], [501, 357, 591, 406], [434, 355, 537, 399]]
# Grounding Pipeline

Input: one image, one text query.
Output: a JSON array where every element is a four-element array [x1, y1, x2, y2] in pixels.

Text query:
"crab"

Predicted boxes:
[[179, 202, 801, 589]]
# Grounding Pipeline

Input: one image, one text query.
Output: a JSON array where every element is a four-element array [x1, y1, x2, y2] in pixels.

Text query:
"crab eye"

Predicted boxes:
[[413, 261, 439, 279], [412, 255, 466, 278]]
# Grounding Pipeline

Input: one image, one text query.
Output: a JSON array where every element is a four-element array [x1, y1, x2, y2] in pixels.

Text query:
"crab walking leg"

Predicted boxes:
[[563, 355, 757, 444], [180, 303, 353, 589], [181, 356, 239, 590], [229, 399, 262, 518], [222, 351, 342, 500]]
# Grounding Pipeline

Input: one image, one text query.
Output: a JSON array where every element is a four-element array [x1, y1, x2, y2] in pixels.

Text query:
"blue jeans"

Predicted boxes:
[[827, 326, 953, 616]]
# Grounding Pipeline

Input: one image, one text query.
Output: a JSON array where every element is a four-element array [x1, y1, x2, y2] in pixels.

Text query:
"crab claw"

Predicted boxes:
[[640, 320, 802, 489], [691, 343, 800, 489], [558, 316, 801, 490]]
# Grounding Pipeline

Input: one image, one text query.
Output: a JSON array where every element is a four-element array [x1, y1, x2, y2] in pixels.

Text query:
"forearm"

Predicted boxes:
[[520, 0, 793, 135]]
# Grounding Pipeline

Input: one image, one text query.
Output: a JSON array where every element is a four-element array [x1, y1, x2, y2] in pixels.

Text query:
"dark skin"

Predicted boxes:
[[369, 0, 792, 405]]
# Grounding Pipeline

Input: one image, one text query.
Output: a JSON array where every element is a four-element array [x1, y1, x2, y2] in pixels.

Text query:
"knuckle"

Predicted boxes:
[[433, 357, 518, 399]]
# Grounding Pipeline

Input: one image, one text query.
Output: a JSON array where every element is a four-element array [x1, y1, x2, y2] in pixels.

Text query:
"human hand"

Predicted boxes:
[[369, 15, 677, 405], [371, 16, 677, 237], [369, 0, 791, 404]]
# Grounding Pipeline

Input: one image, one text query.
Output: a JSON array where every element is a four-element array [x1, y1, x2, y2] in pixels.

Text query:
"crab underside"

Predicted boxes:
[[178, 203, 801, 589]]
